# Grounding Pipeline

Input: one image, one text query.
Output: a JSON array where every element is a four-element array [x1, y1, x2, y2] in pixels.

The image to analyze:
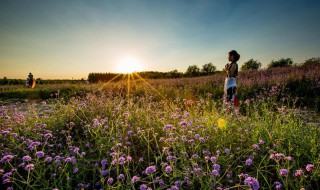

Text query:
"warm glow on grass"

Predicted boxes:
[[115, 57, 143, 74]]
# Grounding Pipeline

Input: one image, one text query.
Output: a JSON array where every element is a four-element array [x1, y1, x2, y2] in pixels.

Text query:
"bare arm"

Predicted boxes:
[[226, 64, 236, 77]]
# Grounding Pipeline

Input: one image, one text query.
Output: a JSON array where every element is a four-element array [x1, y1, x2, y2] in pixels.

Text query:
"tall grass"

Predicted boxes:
[[1, 76, 319, 189]]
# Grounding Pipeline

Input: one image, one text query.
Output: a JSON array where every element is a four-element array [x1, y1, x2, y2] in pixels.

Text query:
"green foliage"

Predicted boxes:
[[301, 57, 320, 68], [1, 88, 319, 189], [240, 59, 262, 71], [268, 58, 294, 68], [185, 65, 201, 77], [201, 63, 216, 75]]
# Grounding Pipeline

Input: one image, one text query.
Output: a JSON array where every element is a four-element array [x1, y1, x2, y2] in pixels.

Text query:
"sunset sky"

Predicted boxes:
[[1, 0, 319, 79]]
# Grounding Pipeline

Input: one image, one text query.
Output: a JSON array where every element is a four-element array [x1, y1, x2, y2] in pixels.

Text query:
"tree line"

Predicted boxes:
[[1, 57, 319, 85], [87, 57, 319, 83]]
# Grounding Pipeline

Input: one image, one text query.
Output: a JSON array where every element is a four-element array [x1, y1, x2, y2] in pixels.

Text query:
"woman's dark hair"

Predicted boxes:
[[229, 50, 240, 62]]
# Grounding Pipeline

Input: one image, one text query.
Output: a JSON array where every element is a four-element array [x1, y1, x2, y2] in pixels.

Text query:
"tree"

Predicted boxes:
[[240, 59, 262, 71], [301, 57, 320, 68], [2, 77, 8, 85], [186, 65, 200, 76], [268, 58, 293, 68], [168, 69, 183, 78], [201, 63, 216, 75]]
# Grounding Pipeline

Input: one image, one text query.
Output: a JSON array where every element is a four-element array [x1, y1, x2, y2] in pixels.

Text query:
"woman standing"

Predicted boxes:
[[224, 50, 240, 108]]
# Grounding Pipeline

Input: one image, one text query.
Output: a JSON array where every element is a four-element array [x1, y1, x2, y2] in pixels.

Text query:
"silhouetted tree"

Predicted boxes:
[[241, 59, 262, 71], [186, 65, 200, 76], [2, 77, 8, 85], [201, 63, 216, 75], [268, 58, 293, 68], [301, 57, 320, 68]]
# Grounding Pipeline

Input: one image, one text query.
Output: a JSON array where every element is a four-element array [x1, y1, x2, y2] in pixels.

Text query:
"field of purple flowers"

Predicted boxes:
[[1, 65, 320, 189]]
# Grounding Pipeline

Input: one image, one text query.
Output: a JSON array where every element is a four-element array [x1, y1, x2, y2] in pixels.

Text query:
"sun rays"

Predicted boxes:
[[98, 72, 173, 109]]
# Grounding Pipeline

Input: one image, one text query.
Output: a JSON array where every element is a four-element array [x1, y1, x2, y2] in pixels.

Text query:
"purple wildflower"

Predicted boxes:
[[174, 180, 181, 186], [35, 151, 45, 158], [22, 155, 31, 162], [131, 176, 140, 183], [3, 178, 11, 184], [244, 177, 260, 190], [65, 157, 72, 163], [294, 169, 303, 177], [214, 164, 220, 171], [45, 156, 52, 162], [163, 124, 172, 131], [306, 164, 314, 171], [0, 155, 15, 163], [107, 178, 113, 185], [275, 181, 282, 189], [252, 144, 260, 151], [165, 166, 172, 173], [73, 168, 79, 174], [119, 157, 125, 165], [280, 169, 288, 176], [170, 185, 179, 190], [101, 169, 109, 176], [140, 184, 148, 190], [211, 169, 219, 176], [126, 156, 132, 161], [101, 159, 107, 166], [210, 156, 217, 163], [145, 166, 156, 174], [246, 158, 252, 166], [118, 174, 125, 180], [25, 164, 34, 171]]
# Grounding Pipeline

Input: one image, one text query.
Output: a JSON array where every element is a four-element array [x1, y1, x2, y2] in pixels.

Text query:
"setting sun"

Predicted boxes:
[[115, 57, 143, 74]]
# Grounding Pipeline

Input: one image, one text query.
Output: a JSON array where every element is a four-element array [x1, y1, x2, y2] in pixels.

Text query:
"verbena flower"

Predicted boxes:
[[306, 164, 314, 171], [45, 156, 52, 162], [140, 184, 147, 190], [246, 158, 252, 166], [244, 176, 259, 190], [165, 166, 172, 173], [145, 166, 156, 174], [0, 155, 15, 163], [107, 178, 113, 185], [25, 164, 34, 171], [118, 174, 125, 180], [35, 151, 45, 158], [210, 156, 217, 163], [214, 164, 220, 171], [211, 169, 219, 176], [275, 181, 282, 189], [101, 159, 107, 166], [101, 169, 109, 176], [73, 168, 79, 174], [294, 169, 303, 177], [22, 155, 32, 162], [280, 169, 288, 176], [131, 176, 140, 183]]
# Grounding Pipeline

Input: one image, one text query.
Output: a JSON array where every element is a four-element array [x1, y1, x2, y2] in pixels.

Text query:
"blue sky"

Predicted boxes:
[[1, 0, 319, 79]]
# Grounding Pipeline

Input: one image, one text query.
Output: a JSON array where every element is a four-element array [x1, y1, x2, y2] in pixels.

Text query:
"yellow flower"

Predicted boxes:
[[217, 118, 226, 129]]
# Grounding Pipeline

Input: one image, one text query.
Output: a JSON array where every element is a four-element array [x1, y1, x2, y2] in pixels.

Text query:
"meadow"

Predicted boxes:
[[1, 64, 320, 189]]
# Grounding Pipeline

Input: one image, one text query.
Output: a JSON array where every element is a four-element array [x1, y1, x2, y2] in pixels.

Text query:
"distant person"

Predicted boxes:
[[224, 50, 240, 108], [28, 72, 33, 80], [27, 72, 36, 88]]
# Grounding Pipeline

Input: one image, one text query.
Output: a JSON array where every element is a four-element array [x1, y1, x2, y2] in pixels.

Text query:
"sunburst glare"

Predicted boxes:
[[116, 57, 143, 74]]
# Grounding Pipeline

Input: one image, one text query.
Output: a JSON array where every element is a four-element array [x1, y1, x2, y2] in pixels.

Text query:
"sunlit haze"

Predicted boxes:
[[0, 0, 319, 79], [116, 57, 143, 74]]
